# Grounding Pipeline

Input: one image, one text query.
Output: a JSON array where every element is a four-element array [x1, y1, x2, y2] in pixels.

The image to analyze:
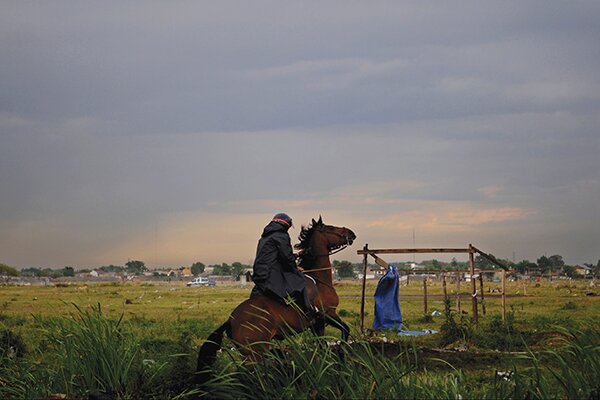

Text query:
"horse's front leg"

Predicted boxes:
[[325, 310, 350, 341], [310, 316, 326, 336]]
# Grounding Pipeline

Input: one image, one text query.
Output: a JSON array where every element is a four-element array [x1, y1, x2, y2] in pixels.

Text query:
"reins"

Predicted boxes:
[[303, 266, 334, 272], [303, 268, 334, 289]]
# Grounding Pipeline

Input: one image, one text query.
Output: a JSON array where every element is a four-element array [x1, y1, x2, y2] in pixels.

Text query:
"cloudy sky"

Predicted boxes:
[[1, 1, 599, 268]]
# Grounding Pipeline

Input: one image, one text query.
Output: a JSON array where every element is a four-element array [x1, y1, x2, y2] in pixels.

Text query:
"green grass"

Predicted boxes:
[[0, 279, 599, 397]]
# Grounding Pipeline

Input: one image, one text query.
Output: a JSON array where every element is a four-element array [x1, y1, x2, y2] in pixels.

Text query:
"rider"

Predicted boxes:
[[251, 213, 319, 320]]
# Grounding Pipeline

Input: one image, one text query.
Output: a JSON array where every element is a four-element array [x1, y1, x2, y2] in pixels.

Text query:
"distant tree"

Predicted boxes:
[[42, 268, 62, 278], [335, 260, 355, 278], [62, 266, 75, 277], [562, 265, 578, 278], [475, 255, 491, 270], [231, 262, 248, 277], [100, 265, 125, 273], [451, 258, 458, 268], [515, 260, 537, 275], [431, 259, 442, 269], [20, 267, 42, 277], [40, 268, 52, 277], [125, 260, 147, 275], [537, 256, 552, 274], [0, 263, 18, 277], [212, 263, 231, 275], [191, 262, 205, 276], [351, 262, 364, 271], [589, 261, 600, 279], [549, 255, 565, 271]]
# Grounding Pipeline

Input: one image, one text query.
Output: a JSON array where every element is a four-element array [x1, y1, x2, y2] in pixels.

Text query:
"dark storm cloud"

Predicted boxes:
[[1, 1, 599, 266]]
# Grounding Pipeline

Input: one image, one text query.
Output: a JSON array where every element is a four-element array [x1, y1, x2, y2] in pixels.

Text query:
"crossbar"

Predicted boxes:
[[357, 248, 471, 255]]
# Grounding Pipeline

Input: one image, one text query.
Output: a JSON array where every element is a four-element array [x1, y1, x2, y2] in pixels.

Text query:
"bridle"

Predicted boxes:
[[307, 226, 354, 257]]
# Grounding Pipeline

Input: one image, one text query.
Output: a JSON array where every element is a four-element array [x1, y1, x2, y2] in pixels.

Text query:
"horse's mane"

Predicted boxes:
[[294, 221, 316, 251], [294, 218, 325, 268]]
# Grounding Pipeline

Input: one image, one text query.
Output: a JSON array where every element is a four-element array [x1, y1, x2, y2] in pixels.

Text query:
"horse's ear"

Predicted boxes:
[[311, 218, 317, 226], [318, 215, 323, 225]]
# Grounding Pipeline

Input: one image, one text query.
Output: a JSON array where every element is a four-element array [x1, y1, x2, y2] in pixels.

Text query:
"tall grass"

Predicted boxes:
[[534, 326, 600, 399], [199, 325, 600, 399], [201, 334, 467, 399], [39, 303, 147, 398]]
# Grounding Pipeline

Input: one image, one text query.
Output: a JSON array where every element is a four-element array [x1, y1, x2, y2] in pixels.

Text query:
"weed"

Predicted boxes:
[[561, 301, 578, 310], [338, 308, 359, 318], [438, 300, 472, 347]]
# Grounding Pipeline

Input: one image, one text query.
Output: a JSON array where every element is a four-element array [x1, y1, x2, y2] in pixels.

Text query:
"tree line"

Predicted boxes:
[[2, 254, 600, 279]]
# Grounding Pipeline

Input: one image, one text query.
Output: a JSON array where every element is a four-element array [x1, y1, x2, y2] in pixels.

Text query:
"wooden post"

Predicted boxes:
[[360, 244, 368, 333], [423, 277, 428, 317], [469, 244, 478, 323], [479, 273, 486, 316], [442, 272, 448, 304], [456, 271, 461, 313], [501, 269, 507, 321]]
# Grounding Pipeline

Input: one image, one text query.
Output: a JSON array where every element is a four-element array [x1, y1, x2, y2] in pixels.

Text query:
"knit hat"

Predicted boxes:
[[272, 213, 293, 228]]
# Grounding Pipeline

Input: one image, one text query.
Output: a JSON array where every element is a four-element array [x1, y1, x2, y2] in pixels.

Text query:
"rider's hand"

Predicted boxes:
[[297, 266, 305, 272]]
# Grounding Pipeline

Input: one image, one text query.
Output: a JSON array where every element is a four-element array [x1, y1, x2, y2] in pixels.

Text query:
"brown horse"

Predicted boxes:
[[196, 217, 356, 383]]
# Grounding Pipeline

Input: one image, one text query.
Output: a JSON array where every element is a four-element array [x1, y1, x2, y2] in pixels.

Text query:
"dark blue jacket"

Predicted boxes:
[[252, 221, 305, 300]]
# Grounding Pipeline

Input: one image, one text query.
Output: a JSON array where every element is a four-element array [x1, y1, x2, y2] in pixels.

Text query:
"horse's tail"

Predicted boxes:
[[195, 320, 231, 386]]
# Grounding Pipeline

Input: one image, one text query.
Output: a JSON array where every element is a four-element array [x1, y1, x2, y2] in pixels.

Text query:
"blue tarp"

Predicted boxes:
[[397, 329, 438, 336], [372, 265, 403, 331]]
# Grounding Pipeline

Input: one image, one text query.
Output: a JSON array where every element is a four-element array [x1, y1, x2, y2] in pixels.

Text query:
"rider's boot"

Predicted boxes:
[[300, 291, 321, 321]]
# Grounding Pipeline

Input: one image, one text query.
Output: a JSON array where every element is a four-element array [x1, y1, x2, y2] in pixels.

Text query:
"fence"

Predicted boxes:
[[356, 244, 511, 332]]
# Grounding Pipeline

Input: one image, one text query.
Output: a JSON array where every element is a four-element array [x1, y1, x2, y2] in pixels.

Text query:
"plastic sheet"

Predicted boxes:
[[372, 265, 403, 331]]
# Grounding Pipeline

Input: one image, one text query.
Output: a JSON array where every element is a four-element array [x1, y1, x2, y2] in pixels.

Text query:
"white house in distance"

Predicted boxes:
[[574, 265, 592, 276]]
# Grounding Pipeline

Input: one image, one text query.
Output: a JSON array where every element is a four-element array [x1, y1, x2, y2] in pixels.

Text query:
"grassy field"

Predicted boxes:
[[2, 279, 598, 333], [1, 279, 600, 398]]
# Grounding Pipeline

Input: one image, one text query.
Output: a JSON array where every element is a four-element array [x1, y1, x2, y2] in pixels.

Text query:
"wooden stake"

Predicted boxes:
[[469, 244, 478, 323], [502, 269, 507, 321], [360, 244, 368, 333], [442, 273, 449, 314], [423, 277, 428, 317], [442, 273, 448, 298], [456, 271, 461, 314], [479, 273, 486, 316]]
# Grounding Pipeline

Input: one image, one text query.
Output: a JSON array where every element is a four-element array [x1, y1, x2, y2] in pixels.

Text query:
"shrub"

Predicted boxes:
[[0, 328, 27, 359], [474, 311, 532, 351]]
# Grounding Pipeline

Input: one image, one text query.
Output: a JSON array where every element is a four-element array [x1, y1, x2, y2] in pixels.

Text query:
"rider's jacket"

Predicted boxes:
[[251, 221, 306, 301]]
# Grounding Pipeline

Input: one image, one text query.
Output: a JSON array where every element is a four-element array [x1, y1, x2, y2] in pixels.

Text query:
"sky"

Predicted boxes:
[[1, 1, 599, 269]]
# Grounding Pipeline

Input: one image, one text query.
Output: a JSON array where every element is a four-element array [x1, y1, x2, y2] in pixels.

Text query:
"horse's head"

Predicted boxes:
[[311, 216, 356, 251], [295, 216, 356, 265]]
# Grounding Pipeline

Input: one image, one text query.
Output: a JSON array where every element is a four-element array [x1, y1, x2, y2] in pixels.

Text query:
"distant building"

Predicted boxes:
[[181, 268, 193, 277], [203, 266, 215, 275], [574, 265, 592, 276]]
